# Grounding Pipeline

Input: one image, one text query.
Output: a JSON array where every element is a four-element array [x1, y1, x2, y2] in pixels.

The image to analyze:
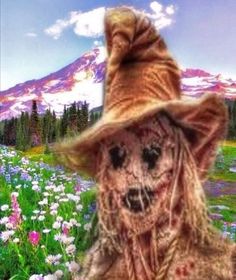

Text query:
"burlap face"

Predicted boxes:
[[82, 113, 231, 280], [96, 114, 182, 237]]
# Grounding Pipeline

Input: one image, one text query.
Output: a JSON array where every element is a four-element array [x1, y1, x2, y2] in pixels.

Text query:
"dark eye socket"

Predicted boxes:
[[109, 145, 126, 169], [142, 145, 161, 170]]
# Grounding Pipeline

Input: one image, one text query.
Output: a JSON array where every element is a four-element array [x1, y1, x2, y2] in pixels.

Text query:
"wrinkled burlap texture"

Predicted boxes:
[[54, 6, 236, 280]]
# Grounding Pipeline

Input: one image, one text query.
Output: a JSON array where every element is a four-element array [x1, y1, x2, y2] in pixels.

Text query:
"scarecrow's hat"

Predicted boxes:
[[54, 7, 228, 179]]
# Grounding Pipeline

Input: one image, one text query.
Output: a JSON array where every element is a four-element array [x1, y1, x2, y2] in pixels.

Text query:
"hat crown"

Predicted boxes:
[[104, 7, 181, 114]]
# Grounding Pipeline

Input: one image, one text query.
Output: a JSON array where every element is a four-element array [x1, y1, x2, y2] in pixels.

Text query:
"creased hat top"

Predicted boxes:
[[104, 7, 181, 113], [55, 7, 228, 180]]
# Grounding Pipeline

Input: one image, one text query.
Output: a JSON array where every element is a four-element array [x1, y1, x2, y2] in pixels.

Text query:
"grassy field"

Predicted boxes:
[[0, 145, 97, 279], [209, 144, 236, 182], [0, 142, 235, 279]]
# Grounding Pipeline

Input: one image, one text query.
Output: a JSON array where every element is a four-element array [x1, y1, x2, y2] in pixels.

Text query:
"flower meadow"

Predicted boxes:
[[0, 145, 97, 280], [0, 145, 235, 280]]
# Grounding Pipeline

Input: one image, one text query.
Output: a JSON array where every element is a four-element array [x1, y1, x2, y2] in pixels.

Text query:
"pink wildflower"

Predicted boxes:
[[62, 225, 69, 236], [28, 231, 40, 245], [74, 184, 81, 193], [8, 193, 21, 229]]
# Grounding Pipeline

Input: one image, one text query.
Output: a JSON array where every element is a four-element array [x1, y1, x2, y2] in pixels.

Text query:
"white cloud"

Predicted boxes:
[[166, 5, 175, 15], [44, 3, 175, 40], [45, 7, 105, 40], [150, 1, 163, 14], [148, 1, 176, 30], [44, 18, 71, 40], [93, 40, 103, 47], [25, 32, 37, 37], [73, 7, 105, 37]]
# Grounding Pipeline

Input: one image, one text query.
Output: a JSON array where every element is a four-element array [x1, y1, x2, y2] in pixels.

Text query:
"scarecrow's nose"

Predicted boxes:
[[122, 187, 154, 213]]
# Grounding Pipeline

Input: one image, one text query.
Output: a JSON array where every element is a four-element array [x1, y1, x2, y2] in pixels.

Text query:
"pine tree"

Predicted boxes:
[[15, 112, 30, 151], [30, 100, 42, 146], [80, 101, 89, 132], [77, 102, 82, 133], [3, 117, 17, 146], [67, 102, 78, 136], [232, 100, 236, 139], [51, 111, 57, 142], [42, 109, 52, 144], [16, 113, 24, 150], [0, 121, 4, 144], [90, 112, 95, 126], [60, 105, 68, 138], [24, 112, 31, 149]]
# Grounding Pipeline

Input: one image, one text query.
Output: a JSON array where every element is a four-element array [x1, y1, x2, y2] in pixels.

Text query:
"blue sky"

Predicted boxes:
[[1, 0, 236, 90]]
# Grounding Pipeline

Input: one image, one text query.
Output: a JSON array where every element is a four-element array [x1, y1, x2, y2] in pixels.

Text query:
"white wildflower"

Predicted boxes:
[[45, 254, 62, 265], [54, 270, 63, 278], [32, 185, 40, 192], [84, 222, 92, 231], [6, 222, 14, 229], [54, 233, 63, 241], [44, 274, 57, 280], [29, 274, 44, 280], [66, 260, 80, 273], [65, 244, 76, 255], [61, 235, 75, 245], [76, 204, 83, 211], [50, 203, 59, 210], [0, 217, 9, 224], [1, 204, 9, 211], [11, 192, 19, 197], [59, 198, 69, 202], [69, 218, 78, 226], [50, 210, 57, 216], [38, 215, 45, 221], [32, 181, 39, 185], [53, 221, 61, 229], [62, 221, 71, 229], [0, 230, 15, 242], [38, 198, 48, 205], [43, 192, 50, 197], [13, 238, 20, 243], [56, 216, 63, 222]]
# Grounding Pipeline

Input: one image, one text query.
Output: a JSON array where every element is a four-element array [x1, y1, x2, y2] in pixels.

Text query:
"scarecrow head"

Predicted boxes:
[[55, 6, 228, 250]]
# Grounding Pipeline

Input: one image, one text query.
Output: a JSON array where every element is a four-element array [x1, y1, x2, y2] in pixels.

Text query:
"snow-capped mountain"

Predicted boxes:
[[0, 47, 106, 121], [181, 68, 236, 99], [0, 47, 235, 121]]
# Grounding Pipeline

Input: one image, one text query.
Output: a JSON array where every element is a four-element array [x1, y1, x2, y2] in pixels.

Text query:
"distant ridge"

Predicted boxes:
[[0, 47, 235, 121]]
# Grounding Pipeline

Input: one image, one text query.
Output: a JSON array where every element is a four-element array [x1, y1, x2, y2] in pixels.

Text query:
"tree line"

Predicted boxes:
[[225, 99, 236, 140], [0, 100, 102, 151], [0, 99, 235, 151]]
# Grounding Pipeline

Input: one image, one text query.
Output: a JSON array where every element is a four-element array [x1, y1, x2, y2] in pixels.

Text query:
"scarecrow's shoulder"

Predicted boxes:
[[169, 239, 235, 279], [231, 243, 236, 279], [194, 240, 235, 280]]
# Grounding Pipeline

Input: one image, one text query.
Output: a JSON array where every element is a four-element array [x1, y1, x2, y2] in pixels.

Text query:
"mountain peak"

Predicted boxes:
[[0, 48, 235, 120]]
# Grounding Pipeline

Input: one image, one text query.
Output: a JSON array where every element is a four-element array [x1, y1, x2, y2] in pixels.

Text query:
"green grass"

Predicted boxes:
[[209, 144, 236, 182], [207, 195, 236, 240], [208, 195, 236, 222], [0, 145, 98, 279], [1, 141, 235, 278]]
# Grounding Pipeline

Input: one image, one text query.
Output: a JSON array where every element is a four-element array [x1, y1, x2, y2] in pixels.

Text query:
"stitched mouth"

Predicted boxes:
[[122, 187, 155, 213]]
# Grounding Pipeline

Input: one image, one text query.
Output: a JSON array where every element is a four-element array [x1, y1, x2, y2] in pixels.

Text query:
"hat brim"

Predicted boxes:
[[54, 94, 228, 179]]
